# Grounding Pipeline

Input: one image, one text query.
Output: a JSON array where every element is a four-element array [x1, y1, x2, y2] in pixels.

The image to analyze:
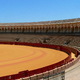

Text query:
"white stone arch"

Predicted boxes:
[[73, 24, 77, 32], [45, 25, 50, 33], [37, 25, 41, 33], [23, 26, 27, 32], [61, 24, 66, 32], [51, 24, 55, 32], [65, 24, 70, 32], [42, 25, 47, 33], [5, 27, 11, 32], [58, 24, 62, 32], [54, 25, 59, 32], [76, 23, 80, 32], [49, 25, 53, 32]]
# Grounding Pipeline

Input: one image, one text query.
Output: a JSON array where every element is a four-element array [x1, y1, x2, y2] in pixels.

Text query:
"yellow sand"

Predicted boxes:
[[0, 44, 68, 77], [71, 52, 76, 59]]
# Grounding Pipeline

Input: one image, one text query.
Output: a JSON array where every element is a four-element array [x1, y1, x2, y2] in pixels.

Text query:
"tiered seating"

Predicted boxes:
[[47, 35, 80, 47], [0, 34, 80, 47]]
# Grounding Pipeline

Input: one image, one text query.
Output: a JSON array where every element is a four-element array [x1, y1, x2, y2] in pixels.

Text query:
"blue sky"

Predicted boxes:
[[0, 0, 80, 23]]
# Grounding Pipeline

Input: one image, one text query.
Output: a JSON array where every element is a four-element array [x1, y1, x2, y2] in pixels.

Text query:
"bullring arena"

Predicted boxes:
[[0, 44, 68, 76], [0, 18, 80, 80]]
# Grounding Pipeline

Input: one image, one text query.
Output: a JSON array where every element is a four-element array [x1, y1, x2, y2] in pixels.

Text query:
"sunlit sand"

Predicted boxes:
[[0, 44, 68, 77]]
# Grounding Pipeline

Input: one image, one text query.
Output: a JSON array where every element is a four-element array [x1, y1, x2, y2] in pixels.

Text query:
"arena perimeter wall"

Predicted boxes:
[[0, 42, 79, 80]]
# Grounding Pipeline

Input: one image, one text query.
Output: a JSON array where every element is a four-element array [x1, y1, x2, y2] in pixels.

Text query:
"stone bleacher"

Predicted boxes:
[[0, 34, 80, 47]]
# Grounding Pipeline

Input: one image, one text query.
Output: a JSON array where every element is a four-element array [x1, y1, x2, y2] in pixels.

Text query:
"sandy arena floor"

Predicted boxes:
[[0, 44, 68, 77]]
